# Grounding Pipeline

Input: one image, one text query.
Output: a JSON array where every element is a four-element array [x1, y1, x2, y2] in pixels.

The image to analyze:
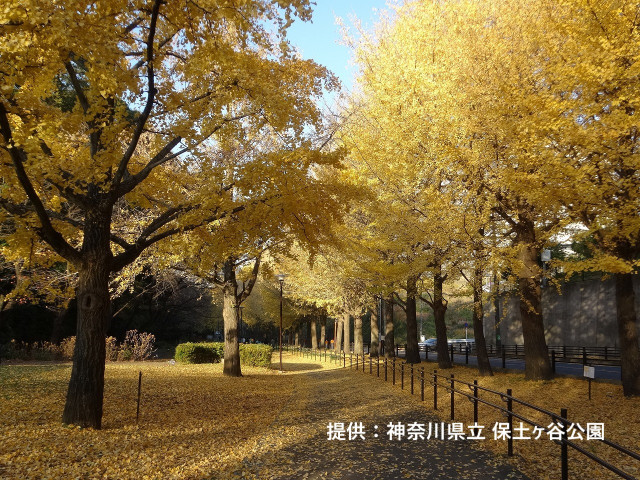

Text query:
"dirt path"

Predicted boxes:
[[230, 366, 528, 479]]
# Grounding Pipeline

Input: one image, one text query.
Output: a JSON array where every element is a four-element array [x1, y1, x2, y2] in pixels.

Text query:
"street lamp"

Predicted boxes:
[[275, 273, 288, 372]]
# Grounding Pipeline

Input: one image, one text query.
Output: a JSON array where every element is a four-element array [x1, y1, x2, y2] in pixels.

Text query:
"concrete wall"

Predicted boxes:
[[483, 276, 640, 348]]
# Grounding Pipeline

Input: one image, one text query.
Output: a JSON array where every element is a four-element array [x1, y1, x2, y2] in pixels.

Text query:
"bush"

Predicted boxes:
[[60, 336, 75, 360], [239, 344, 273, 367], [174, 343, 221, 364], [122, 330, 156, 361]]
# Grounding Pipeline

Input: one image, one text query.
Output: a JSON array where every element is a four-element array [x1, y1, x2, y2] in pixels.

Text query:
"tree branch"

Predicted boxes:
[[0, 103, 81, 264]]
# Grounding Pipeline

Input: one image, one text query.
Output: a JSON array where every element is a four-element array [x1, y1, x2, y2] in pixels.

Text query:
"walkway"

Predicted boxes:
[[232, 365, 528, 480]]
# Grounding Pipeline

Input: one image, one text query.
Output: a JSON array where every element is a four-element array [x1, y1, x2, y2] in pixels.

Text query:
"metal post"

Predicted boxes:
[[350, 353, 352, 369], [561, 408, 568, 480], [279, 279, 284, 372], [356, 353, 358, 370], [450, 374, 455, 420], [384, 357, 388, 381], [393, 358, 396, 385], [369, 356, 372, 374], [604, 346, 608, 360], [465, 346, 469, 364], [507, 388, 513, 456], [450, 344, 454, 364], [473, 379, 478, 424], [377, 357, 380, 377], [421, 368, 425, 401], [552, 350, 556, 373], [502, 347, 506, 369], [401, 362, 404, 390], [582, 347, 587, 365], [343, 351, 346, 368], [136, 371, 142, 424], [411, 365, 415, 394], [433, 369, 438, 410]]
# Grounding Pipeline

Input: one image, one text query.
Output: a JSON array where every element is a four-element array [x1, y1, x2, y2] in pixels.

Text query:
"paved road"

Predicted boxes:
[[396, 350, 622, 381], [232, 368, 529, 480]]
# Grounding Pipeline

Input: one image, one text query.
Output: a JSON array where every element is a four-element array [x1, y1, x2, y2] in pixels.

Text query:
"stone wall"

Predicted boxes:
[[483, 276, 640, 348]]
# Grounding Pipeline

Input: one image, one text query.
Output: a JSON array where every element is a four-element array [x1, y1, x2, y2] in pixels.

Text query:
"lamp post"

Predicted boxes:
[[276, 273, 287, 372]]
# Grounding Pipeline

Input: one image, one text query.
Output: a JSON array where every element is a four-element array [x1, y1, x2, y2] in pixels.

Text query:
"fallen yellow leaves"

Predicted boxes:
[[0, 356, 332, 479]]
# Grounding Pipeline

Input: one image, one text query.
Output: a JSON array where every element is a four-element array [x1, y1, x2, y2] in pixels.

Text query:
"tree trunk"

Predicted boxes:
[[615, 272, 640, 396], [343, 313, 351, 353], [473, 266, 492, 376], [370, 303, 380, 357], [433, 265, 452, 369], [384, 295, 395, 358], [62, 213, 111, 428], [319, 313, 326, 348], [405, 275, 421, 364], [335, 318, 343, 352], [354, 314, 364, 357], [310, 315, 318, 350], [516, 230, 553, 380], [294, 328, 299, 347], [222, 261, 241, 377]]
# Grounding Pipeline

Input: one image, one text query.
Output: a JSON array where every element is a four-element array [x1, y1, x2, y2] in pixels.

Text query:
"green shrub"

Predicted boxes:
[[174, 342, 221, 364], [239, 344, 273, 367]]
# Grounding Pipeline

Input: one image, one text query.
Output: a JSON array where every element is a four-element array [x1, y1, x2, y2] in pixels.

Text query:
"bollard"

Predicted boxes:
[[410, 364, 414, 395], [385, 357, 388, 381], [369, 356, 372, 374], [356, 354, 359, 370], [502, 348, 506, 369], [401, 362, 404, 390], [450, 344, 454, 364], [393, 358, 396, 385], [450, 374, 455, 421], [465, 346, 469, 364], [350, 353, 353, 369], [507, 388, 513, 456], [552, 350, 556, 373], [136, 371, 142, 424], [377, 357, 380, 377], [362, 355, 365, 372], [343, 352, 346, 368], [473, 380, 478, 424], [561, 408, 568, 480], [433, 370, 438, 410], [420, 368, 425, 401]]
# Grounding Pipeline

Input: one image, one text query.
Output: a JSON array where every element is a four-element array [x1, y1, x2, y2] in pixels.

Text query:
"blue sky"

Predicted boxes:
[[286, 1, 391, 91]]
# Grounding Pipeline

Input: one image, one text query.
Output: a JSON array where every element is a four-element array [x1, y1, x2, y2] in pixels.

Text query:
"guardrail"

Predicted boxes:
[[289, 346, 639, 480]]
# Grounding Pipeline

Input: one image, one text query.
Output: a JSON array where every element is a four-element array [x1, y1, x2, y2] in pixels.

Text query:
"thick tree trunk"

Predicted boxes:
[[516, 231, 552, 380], [222, 261, 241, 377], [405, 275, 421, 364], [354, 314, 364, 357], [384, 295, 395, 358], [433, 265, 452, 369], [615, 272, 640, 396], [294, 329, 299, 347], [335, 318, 343, 352], [473, 266, 493, 376], [370, 303, 380, 357], [319, 313, 326, 348], [343, 313, 351, 353], [62, 213, 111, 428], [310, 315, 318, 350]]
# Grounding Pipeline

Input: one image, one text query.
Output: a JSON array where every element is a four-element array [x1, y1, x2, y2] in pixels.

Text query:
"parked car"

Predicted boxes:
[[418, 338, 438, 351]]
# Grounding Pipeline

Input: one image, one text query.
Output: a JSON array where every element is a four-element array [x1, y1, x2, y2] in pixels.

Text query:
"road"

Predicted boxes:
[[394, 350, 622, 381]]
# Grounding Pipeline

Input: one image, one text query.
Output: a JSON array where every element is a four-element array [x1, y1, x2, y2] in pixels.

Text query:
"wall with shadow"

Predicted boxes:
[[482, 275, 640, 347]]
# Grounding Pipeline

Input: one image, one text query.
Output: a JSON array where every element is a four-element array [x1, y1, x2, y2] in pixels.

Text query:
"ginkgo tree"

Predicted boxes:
[[0, 0, 336, 428]]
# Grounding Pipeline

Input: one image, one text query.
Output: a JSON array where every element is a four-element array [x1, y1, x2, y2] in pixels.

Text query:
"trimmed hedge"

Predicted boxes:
[[174, 342, 221, 364], [239, 344, 273, 367], [174, 342, 272, 367]]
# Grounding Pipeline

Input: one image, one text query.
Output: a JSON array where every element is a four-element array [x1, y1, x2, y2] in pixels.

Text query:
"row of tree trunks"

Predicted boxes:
[[473, 267, 493, 376], [405, 275, 421, 364], [370, 301, 380, 356], [433, 264, 452, 369], [343, 313, 351, 353], [615, 272, 640, 396], [384, 295, 395, 358]]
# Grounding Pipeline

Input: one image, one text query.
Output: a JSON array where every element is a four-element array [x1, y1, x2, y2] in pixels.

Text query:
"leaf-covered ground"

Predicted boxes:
[[0, 354, 637, 479]]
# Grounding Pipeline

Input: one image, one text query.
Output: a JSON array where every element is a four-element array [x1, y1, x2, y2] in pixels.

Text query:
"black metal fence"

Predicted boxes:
[[290, 346, 639, 480]]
